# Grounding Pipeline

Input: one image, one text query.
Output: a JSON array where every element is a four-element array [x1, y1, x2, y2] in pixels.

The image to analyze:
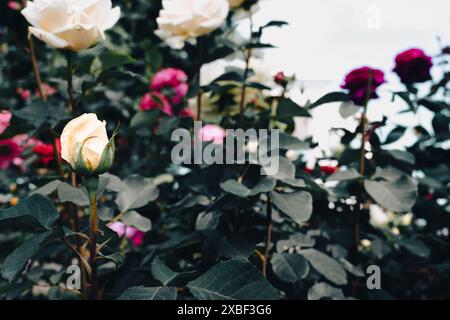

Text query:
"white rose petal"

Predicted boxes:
[[21, 0, 121, 51], [156, 0, 229, 49]]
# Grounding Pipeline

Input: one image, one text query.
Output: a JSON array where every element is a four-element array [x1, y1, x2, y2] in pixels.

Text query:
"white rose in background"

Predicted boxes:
[[61, 113, 114, 174], [369, 204, 391, 229], [21, 0, 121, 51], [155, 0, 229, 49]]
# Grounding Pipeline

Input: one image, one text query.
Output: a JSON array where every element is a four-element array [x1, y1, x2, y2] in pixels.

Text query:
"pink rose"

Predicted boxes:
[[0, 111, 12, 135], [178, 108, 195, 119], [198, 124, 226, 145], [108, 221, 145, 247], [17, 88, 31, 101], [0, 139, 23, 169], [139, 92, 173, 116], [393, 48, 433, 84], [341, 67, 386, 106], [36, 83, 57, 98], [150, 68, 189, 104], [8, 1, 21, 11]]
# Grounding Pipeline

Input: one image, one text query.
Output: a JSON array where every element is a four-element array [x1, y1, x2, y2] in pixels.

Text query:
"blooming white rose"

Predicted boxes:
[[21, 0, 121, 51], [61, 113, 114, 174], [155, 0, 229, 49]]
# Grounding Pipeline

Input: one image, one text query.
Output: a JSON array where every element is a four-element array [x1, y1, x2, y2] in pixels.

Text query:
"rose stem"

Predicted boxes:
[[196, 42, 203, 121], [66, 51, 76, 117], [355, 69, 373, 257], [88, 188, 100, 300], [262, 196, 273, 277], [238, 11, 254, 126]]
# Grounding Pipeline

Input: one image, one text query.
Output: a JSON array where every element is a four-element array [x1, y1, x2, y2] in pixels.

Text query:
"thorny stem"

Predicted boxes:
[[354, 70, 373, 257], [262, 196, 273, 277], [89, 190, 100, 300]]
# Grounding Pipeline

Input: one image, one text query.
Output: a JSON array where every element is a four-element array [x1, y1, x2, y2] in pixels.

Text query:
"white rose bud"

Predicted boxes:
[[155, 0, 229, 49], [61, 113, 116, 175], [369, 204, 390, 229], [21, 0, 121, 51]]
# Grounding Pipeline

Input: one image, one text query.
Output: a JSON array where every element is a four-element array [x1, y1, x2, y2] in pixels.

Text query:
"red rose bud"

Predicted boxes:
[[274, 71, 288, 87], [341, 66, 386, 106], [393, 48, 433, 84]]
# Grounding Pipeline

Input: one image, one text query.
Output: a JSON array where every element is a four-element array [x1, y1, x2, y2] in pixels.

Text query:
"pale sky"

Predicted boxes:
[[244, 0, 450, 153]]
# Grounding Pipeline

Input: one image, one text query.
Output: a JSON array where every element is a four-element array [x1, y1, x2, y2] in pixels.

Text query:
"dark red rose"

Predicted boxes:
[[33, 138, 61, 166], [319, 165, 338, 175], [341, 67, 386, 106], [393, 48, 433, 84], [274, 71, 288, 87]]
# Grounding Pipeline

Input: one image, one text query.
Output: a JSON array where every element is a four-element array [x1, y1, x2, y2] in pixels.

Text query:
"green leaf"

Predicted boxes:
[[0, 194, 59, 231], [117, 286, 177, 300], [195, 212, 221, 231], [383, 126, 407, 145], [364, 175, 417, 212], [417, 98, 447, 113], [276, 98, 311, 122], [31, 180, 62, 196], [385, 150, 415, 165], [187, 260, 280, 300], [57, 183, 89, 206], [432, 113, 450, 137], [327, 168, 360, 181], [270, 191, 313, 225], [278, 133, 309, 150], [120, 210, 151, 232], [397, 238, 431, 258], [115, 175, 159, 212], [245, 43, 276, 49], [262, 156, 296, 180], [300, 249, 348, 285], [271, 253, 310, 283], [308, 282, 345, 300], [308, 92, 351, 109], [260, 20, 289, 29], [151, 257, 197, 286], [130, 109, 162, 129], [98, 173, 126, 194], [1, 231, 53, 282], [99, 51, 134, 70], [220, 180, 250, 197], [220, 177, 276, 198]]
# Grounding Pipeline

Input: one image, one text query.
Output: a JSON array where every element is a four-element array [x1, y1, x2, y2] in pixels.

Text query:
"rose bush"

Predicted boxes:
[[0, 0, 449, 301]]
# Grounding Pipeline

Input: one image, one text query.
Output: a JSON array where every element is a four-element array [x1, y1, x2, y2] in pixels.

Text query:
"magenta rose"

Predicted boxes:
[[150, 68, 189, 104], [108, 222, 145, 247], [0, 138, 23, 169], [341, 66, 386, 106], [139, 92, 173, 116], [393, 48, 433, 84]]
